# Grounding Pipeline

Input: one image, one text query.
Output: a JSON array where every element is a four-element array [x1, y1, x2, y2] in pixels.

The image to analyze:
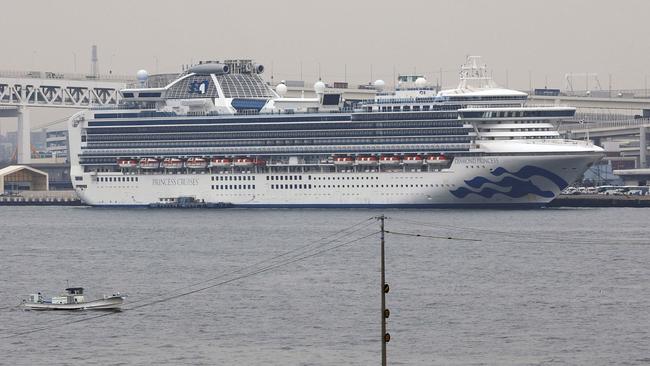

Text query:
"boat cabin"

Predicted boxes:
[[66, 287, 84, 295]]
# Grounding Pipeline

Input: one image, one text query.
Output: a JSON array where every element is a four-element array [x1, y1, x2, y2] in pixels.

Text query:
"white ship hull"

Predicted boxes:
[[72, 152, 601, 208], [21, 296, 124, 311]]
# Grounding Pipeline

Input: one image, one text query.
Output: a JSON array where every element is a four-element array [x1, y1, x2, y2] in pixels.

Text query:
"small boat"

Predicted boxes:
[[162, 157, 183, 169], [21, 287, 125, 311], [356, 156, 378, 165], [233, 157, 255, 167], [333, 156, 354, 166], [210, 157, 231, 167], [139, 158, 159, 169], [186, 157, 208, 169], [426, 155, 448, 165], [379, 156, 401, 165], [403, 155, 423, 165], [117, 158, 138, 169]]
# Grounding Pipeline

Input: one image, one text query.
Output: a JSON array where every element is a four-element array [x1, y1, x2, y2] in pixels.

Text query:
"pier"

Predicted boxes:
[[0, 190, 82, 206], [548, 194, 650, 208]]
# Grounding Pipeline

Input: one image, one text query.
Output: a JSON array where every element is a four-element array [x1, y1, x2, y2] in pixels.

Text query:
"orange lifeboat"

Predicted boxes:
[[379, 155, 400, 165], [234, 157, 255, 167], [139, 158, 159, 169], [210, 157, 231, 167], [356, 156, 378, 165], [333, 156, 354, 166], [403, 155, 423, 165], [162, 158, 183, 169], [186, 157, 208, 169], [426, 155, 448, 165], [117, 158, 138, 168]]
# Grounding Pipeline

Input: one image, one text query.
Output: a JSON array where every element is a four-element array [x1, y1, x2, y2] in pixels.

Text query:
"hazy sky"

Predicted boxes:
[[2, 0, 649, 91]]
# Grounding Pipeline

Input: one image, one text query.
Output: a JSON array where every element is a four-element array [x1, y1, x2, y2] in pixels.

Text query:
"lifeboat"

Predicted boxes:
[[379, 156, 401, 165], [162, 158, 183, 169], [356, 156, 378, 165], [403, 155, 424, 165], [186, 157, 208, 169], [210, 157, 231, 167], [234, 157, 255, 167], [426, 155, 448, 165], [139, 158, 159, 169], [333, 156, 354, 166], [117, 159, 137, 169]]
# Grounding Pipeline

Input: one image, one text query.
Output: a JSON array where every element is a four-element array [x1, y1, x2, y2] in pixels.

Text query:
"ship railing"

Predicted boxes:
[[463, 103, 570, 109]]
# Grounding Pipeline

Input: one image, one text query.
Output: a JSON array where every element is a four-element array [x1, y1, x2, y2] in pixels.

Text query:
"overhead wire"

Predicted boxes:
[[390, 217, 650, 246], [124, 216, 376, 307], [385, 230, 481, 242], [1, 221, 380, 338]]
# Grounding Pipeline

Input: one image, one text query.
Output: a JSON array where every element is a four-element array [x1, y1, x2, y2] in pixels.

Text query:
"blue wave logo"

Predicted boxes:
[[450, 165, 568, 199]]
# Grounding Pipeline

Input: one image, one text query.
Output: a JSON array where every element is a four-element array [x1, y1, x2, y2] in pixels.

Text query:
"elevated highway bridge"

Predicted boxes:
[[0, 70, 132, 163]]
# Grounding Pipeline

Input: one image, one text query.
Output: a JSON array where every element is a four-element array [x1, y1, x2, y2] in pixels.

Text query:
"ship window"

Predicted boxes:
[[253, 176, 256, 181], [308, 184, 312, 189], [253, 185, 255, 189]]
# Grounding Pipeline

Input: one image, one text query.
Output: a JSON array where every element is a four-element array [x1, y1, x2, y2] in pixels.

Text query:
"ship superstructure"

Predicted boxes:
[[68, 57, 603, 207]]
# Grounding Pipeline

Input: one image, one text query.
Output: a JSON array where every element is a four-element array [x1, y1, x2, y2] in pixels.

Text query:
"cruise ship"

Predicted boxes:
[[68, 56, 603, 208]]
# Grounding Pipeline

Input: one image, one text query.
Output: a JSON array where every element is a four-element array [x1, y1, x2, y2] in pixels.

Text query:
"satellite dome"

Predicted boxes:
[[415, 77, 427, 88], [136, 69, 149, 82], [314, 80, 326, 94], [373, 79, 386, 91], [276, 83, 288, 97]]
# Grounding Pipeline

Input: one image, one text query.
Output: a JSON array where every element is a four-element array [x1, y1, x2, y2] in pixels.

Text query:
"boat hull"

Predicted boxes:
[[72, 152, 603, 208], [22, 296, 124, 311]]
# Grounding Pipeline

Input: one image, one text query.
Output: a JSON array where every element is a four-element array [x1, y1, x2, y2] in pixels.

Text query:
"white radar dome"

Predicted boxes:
[[415, 77, 427, 88], [276, 83, 288, 97], [373, 79, 386, 91], [136, 69, 149, 82], [314, 80, 326, 94]]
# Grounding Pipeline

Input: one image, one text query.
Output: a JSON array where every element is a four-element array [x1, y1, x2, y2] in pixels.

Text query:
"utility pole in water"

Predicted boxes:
[[378, 215, 390, 366]]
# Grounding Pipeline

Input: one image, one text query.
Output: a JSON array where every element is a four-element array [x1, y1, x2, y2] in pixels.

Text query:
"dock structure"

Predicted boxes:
[[548, 194, 650, 208], [0, 190, 81, 206]]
